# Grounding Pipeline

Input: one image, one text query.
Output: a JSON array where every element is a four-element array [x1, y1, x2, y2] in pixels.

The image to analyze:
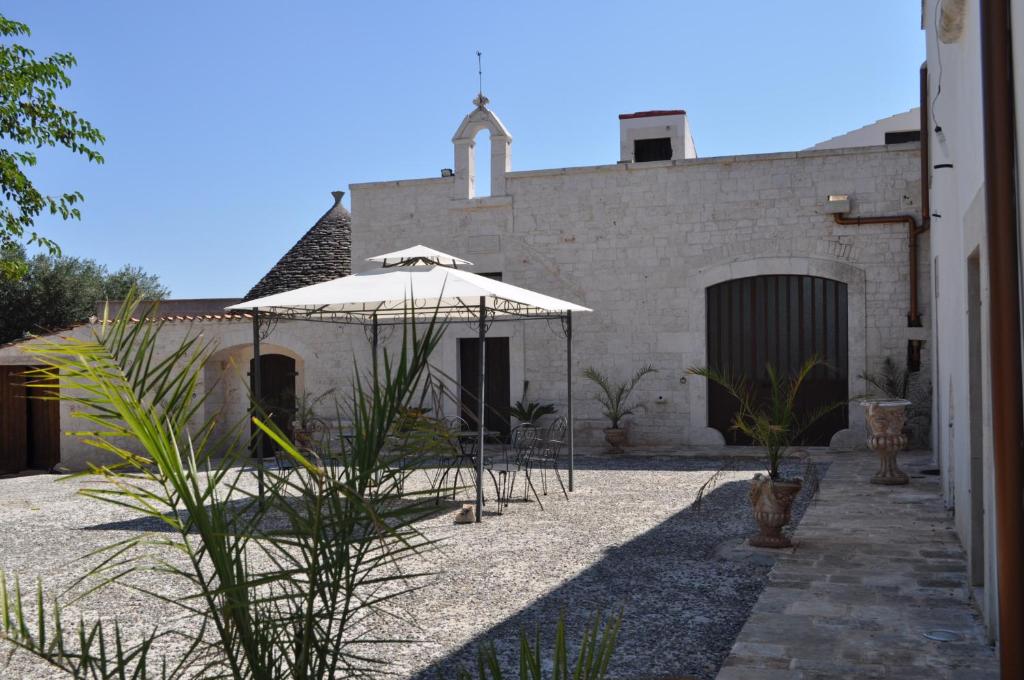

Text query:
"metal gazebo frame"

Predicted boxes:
[[231, 246, 590, 523]]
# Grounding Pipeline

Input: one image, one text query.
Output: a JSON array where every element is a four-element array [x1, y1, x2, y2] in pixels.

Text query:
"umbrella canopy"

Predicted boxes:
[[228, 247, 590, 321], [367, 244, 472, 268]]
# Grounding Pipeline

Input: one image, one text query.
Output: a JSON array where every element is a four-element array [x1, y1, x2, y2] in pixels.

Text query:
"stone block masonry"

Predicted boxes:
[[350, 143, 928, 449]]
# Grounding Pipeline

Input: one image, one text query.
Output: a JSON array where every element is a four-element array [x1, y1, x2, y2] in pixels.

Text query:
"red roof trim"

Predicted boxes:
[[618, 110, 686, 120]]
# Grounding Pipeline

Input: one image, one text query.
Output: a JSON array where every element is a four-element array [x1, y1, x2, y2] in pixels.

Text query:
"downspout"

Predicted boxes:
[[980, 0, 1024, 675], [831, 209, 927, 327], [919, 62, 933, 325], [831, 66, 931, 328]]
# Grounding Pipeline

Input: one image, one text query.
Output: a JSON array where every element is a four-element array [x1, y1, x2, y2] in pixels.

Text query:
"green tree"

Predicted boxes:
[[0, 13, 104, 279], [0, 245, 167, 343]]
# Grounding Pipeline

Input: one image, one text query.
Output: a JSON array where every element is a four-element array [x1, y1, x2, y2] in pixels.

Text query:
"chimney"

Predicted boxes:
[[618, 110, 696, 163]]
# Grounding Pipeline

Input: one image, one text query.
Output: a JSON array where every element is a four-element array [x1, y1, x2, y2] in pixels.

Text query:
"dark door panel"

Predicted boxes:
[[458, 337, 511, 437], [249, 354, 297, 457], [0, 366, 29, 475], [707, 275, 848, 446], [27, 380, 60, 470]]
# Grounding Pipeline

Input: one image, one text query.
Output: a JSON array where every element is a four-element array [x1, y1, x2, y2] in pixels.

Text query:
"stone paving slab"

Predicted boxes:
[[716, 451, 999, 680]]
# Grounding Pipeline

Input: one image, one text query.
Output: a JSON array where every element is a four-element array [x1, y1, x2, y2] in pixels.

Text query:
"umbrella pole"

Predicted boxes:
[[371, 312, 379, 368], [566, 311, 574, 492], [477, 296, 486, 523], [251, 310, 265, 505]]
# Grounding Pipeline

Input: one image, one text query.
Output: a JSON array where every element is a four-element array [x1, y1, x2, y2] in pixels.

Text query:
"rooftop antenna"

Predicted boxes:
[[473, 50, 489, 108]]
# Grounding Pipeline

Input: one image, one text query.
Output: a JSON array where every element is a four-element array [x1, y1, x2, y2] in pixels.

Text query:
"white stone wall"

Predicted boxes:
[[0, 318, 368, 470], [923, 0, 1013, 637], [350, 143, 927, 450], [810, 108, 920, 150]]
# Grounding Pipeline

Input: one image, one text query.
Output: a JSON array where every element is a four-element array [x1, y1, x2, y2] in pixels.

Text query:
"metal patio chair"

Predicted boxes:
[[533, 416, 569, 500], [432, 416, 477, 502], [489, 424, 544, 513]]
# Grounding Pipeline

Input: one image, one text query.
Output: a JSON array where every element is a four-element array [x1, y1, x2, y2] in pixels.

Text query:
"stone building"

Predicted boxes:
[[350, 101, 928, 450], [0, 195, 363, 472], [1, 95, 928, 468]]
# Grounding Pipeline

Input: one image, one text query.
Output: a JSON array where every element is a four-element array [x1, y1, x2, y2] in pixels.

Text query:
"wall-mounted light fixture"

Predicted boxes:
[[440, 168, 454, 177], [824, 194, 850, 214]]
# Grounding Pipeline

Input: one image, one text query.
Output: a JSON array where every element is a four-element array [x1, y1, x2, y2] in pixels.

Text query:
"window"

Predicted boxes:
[[884, 130, 921, 144], [634, 137, 673, 162]]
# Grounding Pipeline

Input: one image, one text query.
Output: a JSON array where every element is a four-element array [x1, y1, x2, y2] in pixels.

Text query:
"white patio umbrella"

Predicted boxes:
[[228, 245, 591, 522]]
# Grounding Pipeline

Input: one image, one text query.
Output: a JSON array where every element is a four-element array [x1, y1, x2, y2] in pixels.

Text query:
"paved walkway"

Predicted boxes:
[[717, 451, 999, 680]]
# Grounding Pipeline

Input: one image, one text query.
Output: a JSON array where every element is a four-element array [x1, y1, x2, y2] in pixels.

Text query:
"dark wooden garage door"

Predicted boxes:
[[706, 275, 849, 446], [0, 366, 60, 475]]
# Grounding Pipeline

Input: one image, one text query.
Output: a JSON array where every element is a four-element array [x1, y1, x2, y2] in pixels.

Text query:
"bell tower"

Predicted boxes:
[[451, 92, 512, 199]]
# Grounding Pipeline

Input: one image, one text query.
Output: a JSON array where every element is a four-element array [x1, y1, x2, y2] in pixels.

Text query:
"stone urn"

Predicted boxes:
[[292, 426, 313, 450], [604, 427, 627, 452], [748, 474, 803, 548], [861, 399, 911, 485]]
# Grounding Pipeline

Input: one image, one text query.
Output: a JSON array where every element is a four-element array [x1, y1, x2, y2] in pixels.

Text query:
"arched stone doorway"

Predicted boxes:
[[706, 274, 849, 446], [688, 257, 867, 448]]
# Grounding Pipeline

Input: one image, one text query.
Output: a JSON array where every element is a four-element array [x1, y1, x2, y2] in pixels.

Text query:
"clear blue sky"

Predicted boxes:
[[7, 1, 924, 299]]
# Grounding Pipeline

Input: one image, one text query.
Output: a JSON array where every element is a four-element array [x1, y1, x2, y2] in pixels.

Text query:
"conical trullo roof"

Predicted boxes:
[[244, 191, 352, 301]]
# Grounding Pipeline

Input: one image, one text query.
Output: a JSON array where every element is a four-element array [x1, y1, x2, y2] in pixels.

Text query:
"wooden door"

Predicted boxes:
[[0, 366, 28, 475], [706, 275, 848, 446], [26, 380, 60, 470], [458, 337, 511, 437], [249, 354, 297, 457]]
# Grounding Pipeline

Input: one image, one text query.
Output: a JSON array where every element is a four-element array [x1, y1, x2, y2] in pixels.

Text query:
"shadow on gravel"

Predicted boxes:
[[73, 455, 828, 680], [414, 459, 829, 680], [79, 494, 465, 533]]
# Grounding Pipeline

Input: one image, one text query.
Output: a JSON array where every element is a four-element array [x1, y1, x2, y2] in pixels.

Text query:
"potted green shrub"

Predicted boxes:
[[509, 399, 557, 426], [582, 365, 657, 452], [688, 357, 843, 548]]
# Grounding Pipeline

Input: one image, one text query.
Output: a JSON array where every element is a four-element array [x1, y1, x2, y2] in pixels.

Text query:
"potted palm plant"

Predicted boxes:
[[582, 365, 657, 452], [688, 357, 843, 548]]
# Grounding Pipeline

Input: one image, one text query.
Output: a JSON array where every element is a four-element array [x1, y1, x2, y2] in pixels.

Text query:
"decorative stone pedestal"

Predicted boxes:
[[748, 475, 803, 548], [861, 399, 911, 485]]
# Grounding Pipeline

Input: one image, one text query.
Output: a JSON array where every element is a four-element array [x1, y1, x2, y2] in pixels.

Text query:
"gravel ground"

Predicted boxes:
[[0, 455, 824, 679]]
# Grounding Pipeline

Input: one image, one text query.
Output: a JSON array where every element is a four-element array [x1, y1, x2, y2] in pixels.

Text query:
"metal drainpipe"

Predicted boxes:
[[830, 65, 931, 328], [832, 212, 926, 327], [980, 0, 1024, 674]]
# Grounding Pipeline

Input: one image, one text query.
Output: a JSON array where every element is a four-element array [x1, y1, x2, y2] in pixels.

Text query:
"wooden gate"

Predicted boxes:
[[249, 354, 297, 457], [706, 275, 849, 446], [0, 366, 60, 474], [458, 337, 511, 437]]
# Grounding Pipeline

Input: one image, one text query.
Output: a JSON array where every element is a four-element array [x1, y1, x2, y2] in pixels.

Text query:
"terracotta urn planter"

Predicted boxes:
[[861, 399, 911, 485], [748, 475, 803, 548], [603, 427, 627, 452]]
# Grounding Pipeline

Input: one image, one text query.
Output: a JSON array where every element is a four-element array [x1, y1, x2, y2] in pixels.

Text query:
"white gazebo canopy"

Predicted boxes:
[[228, 249, 590, 322], [229, 246, 591, 523]]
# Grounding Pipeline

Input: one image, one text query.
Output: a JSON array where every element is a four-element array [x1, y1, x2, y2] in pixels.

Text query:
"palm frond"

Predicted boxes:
[[688, 356, 847, 479], [456, 610, 622, 680]]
